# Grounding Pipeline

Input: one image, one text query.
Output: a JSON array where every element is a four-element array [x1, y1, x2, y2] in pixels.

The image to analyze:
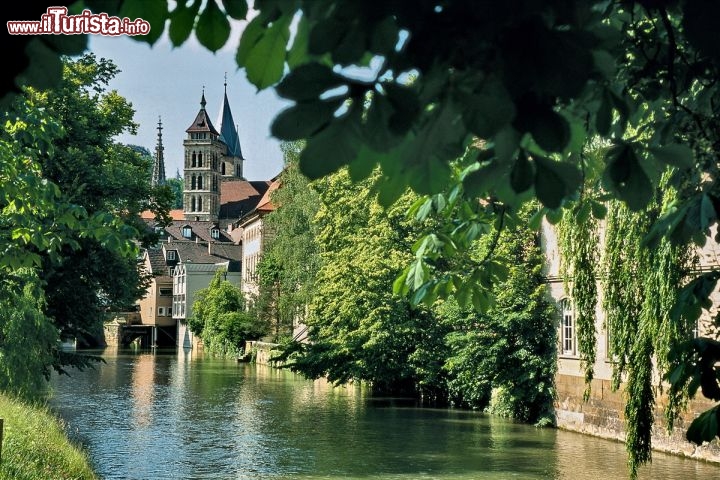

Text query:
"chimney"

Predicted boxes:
[[208, 241, 212, 255]]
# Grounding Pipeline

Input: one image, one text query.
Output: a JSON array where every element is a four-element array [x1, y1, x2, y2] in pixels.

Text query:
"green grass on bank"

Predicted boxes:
[[0, 394, 97, 480]]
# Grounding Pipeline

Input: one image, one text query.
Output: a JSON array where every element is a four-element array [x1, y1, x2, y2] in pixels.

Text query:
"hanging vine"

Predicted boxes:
[[557, 198, 599, 400], [598, 179, 691, 478]]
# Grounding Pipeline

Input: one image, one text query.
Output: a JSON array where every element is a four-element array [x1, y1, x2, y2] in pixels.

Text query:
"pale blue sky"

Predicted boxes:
[[88, 22, 291, 181]]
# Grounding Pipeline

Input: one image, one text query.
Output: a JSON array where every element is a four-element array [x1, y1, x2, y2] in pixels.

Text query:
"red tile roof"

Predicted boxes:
[[256, 179, 279, 212], [219, 179, 271, 220]]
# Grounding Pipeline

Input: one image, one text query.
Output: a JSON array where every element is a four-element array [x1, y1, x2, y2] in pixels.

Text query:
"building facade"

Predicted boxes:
[[542, 221, 720, 462]]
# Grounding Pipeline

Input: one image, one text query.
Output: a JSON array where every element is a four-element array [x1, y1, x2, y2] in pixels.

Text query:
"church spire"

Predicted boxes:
[[151, 116, 166, 186], [186, 87, 219, 135], [216, 76, 244, 160]]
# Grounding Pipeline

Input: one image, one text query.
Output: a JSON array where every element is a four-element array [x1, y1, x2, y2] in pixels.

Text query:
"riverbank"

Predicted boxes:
[[0, 394, 97, 480]]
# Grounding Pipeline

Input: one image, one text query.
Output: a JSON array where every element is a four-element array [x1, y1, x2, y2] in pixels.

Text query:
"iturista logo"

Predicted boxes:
[[7, 6, 151, 36]]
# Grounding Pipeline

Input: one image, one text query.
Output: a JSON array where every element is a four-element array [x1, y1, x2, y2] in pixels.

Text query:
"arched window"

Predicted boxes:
[[198, 196, 203, 211], [197, 175, 203, 190], [190, 196, 196, 211], [560, 298, 576, 357], [191, 175, 196, 190], [221, 162, 226, 175], [191, 152, 196, 168], [198, 152, 203, 167], [182, 225, 192, 238]]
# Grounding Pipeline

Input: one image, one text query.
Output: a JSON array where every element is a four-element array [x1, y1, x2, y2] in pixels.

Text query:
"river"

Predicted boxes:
[[49, 348, 720, 479]]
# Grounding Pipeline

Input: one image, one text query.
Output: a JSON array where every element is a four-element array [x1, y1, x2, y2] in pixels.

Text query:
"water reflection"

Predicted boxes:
[[49, 349, 720, 479]]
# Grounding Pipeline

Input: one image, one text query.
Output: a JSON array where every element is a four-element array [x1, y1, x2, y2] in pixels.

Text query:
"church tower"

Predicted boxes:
[[183, 91, 224, 222], [151, 116, 166, 186], [216, 76, 245, 179]]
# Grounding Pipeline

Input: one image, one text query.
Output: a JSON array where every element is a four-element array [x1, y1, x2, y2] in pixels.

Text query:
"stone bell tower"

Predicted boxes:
[[183, 90, 225, 222]]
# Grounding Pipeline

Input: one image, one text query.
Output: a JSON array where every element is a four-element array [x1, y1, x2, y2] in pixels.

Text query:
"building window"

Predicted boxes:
[[198, 152, 203, 167], [192, 152, 197, 167], [560, 298, 576, 356], [158, 306, 165, 316], [211, 228, 219, 239], [182, 225, 192, 238], [167, 250, 175, 261], [198, 196, 203, 211], [197, 175, 203, 190], [159, 288, 172, 296]]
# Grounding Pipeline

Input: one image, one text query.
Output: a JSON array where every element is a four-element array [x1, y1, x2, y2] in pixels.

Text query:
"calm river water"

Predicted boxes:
[[49, 348, 720, 479]]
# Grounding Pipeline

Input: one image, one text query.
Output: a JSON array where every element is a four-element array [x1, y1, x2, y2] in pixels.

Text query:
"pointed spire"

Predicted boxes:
[[186, 87, 219, 134], [216, 81, 244, 159], [152, 116, 166, 186]]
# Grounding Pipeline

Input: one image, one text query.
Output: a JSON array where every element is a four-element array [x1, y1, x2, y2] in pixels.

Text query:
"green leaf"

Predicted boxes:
[[393, 269, 409, 295], [308, 18, 346, 56], [510, 152, 534, 193], [363, 94, 403, 152], [592, 49, 616, 79], [462, 76, 516, 138], [650, 143, 694, 169], [195, 0, 231, 52], [222, 0, 248, 19], [456, 284, 472, 310], [463, 160, 510, 199], [119, 0, 168, 45], [529, 208, 546, 230], [546, 208, 563, 225], [18, 39, 63, 91], [530, 109, 570, 153], [603, 143, 653, 211], [384, 83, 421, 135], [275, 63, 345, 101], [701, 194, 716, 231], [494, 126, 520, 163], [332, 26, 366, 65], [375, 173, 407, 208], [590, 201, 607, 220], [299, 106, 362, 179], [169, 0, 201, 47], [243, 15, 291, 89], [370, 17, 399, 54], [534, 156, 582, 210], [348, 146, 377, 182], [271, 99, 343, 140], [287, 16, 310, 69], [409, 260, 428, 290], [236, 15, 264, 66], [686, 406, 720, 445], [596, 89, 613, 137]]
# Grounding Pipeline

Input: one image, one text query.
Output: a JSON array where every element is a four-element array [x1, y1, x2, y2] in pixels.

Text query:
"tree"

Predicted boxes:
[[166, 170, 184, 209], [280, 169, 450, 398], [257, 141, 320, 342], [443, 207, 557, 425], [27, 54, 172, 355], [189, 270, 267, 355], [0, 270, 58, 401], [0, 55, 162, 394]]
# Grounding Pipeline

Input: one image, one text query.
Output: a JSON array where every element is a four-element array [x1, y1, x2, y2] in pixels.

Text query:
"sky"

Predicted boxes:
[[88, 20, 291, 181]]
